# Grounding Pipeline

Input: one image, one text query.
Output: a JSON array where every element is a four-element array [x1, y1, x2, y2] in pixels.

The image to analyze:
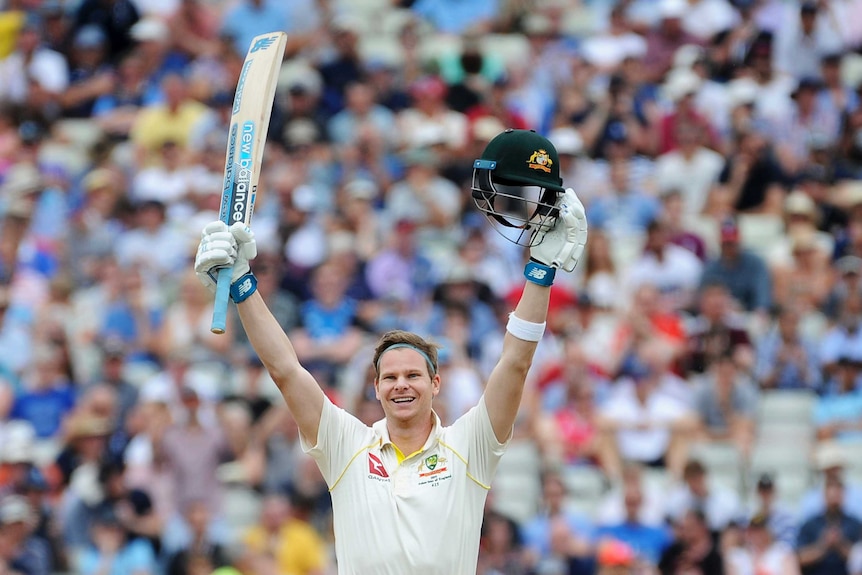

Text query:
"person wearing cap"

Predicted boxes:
[[396, 74, 469, 160], [773, 0, 844, 81], [798, 441, 862, 525], [748, 473, 799, 547], [57, 24, 114, 118], [772, 76, 841, 177], [0, 494, 51, 575], [813, 352, 862, 440], [73, 0, 140, 60], [797, 474, 862, 575], [699, 216, 772, 314], [726, 511, 801, 575], [72, 504, 157, 575], [194, 128, 588, 573], [641, 0, 703, 83], [823, 256, 862, 322]]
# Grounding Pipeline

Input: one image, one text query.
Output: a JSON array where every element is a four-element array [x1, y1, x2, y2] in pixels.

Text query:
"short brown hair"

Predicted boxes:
[[372, 330, 440, 378]]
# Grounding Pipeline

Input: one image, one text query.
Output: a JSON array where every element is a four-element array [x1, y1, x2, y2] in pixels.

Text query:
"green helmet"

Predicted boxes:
[[472, 129, 565, 246], [478, 129, 565, 191]]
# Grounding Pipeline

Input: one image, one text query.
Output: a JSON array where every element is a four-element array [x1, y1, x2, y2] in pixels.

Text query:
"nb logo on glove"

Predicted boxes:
[[237, 277, 253, 297], [526, 268, 548, 280]]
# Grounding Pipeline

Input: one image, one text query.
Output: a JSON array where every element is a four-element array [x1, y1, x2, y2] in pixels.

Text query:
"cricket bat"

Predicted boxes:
[[211, 31, 287, 334]]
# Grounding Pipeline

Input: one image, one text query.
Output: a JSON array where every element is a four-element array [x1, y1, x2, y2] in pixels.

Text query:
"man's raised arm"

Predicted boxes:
[[484, 189, 588, 442], [195, 221, 325, 445]]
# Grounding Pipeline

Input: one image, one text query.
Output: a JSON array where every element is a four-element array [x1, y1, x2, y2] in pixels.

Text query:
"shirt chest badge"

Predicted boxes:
[[416, 453, 452, 486]]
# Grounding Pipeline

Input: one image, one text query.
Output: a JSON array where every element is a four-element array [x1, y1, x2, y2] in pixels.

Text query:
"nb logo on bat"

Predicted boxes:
[[250, 36, 278, 53], [526, 268, 547, 280]]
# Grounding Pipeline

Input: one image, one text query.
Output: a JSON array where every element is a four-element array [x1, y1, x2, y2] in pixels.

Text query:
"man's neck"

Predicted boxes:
[[387, 414, 434, 456]]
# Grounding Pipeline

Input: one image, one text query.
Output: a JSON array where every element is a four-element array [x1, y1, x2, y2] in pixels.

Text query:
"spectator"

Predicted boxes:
[[0, 494, 52, 575], [72, 505, 156, 575], [476, 509, 530, 575], [754, 304, 822, 391], [586, 156, 662, 241], [654, 119, 725, 216], [749, 473, 799, 548], [727, 512, 800, 575], [58, 25, 114, 119], [665, 459, 744, 533], [797, 476, 862, 575], [596, 348, 697, 480], [623, 216, 703, 312], [658, 508, 724, 575], [522, 470, 595, 573], [532, 342, 604, 469], [327, 81, 396, 148], [240, 492, 329, 575], [72, 0, 140, 61], [129, 72, 211, 165], [165, 499, 230, 575], [699, 217, 773, 314], [641, 0, 704, 83], [595, 475, 673, 569], [814, 362, 862, 443], [0, 14, 69, 111], [714, 128, 787, 215], [10, 343, 76, 440], [693, 350, 759, 458], [289, 261, 369, 387], [317, 17, 365, 117], [773, 1, 845, 81], [798, 442, 862, 524]]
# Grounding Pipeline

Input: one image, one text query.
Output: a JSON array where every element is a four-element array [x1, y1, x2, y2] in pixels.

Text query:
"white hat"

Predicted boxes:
[[548, 126, 584, 156], [662, 69, 701, 102], [815, 441, 847, 471], [726, 77, 759, 109], [344, 179, 378, 201], [659, 0, 688, 19], [673, 44, 705, 70], [130, 18, 169, 42], [784, 190, 817, 217], [0, 495, 33, 525], [1, 420, 36, 464]]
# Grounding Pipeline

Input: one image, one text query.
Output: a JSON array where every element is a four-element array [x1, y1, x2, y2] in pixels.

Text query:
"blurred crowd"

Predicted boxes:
[[3, 0, 862, 573]]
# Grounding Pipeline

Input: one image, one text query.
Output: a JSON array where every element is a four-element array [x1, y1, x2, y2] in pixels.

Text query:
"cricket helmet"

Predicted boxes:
[[471, 128, 565, 246]]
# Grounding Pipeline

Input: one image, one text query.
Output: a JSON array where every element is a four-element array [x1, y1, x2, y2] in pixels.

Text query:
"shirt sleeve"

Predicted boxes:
[[300, 397, 374, 488], [447, 396, 509, 488]]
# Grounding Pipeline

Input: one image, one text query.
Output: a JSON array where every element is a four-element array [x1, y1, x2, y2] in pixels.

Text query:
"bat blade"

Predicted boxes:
[[211, 31, 287, 334]]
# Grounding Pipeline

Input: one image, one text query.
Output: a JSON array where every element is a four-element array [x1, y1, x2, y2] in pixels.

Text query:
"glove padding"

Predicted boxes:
[[529, 188, 588, 272], [194, 221, 258, 293]]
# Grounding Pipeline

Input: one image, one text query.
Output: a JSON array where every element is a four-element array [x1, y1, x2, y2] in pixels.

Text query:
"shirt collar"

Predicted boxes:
[[373, 410, 443, 453]]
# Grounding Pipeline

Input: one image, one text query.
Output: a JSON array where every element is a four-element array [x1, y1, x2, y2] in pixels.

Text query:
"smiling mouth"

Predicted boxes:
[[392, 398, 415, 404]]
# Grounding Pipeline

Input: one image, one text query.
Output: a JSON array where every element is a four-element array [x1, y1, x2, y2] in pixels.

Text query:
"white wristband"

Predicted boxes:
[[506, 312, 546, 342]]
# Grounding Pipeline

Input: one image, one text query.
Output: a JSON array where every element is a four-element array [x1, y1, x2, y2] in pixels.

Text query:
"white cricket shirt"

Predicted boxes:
[[301, 396, 509, 574]]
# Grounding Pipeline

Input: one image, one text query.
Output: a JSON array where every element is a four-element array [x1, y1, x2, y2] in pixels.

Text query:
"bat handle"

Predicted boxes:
[[210, 266, 233, 334]]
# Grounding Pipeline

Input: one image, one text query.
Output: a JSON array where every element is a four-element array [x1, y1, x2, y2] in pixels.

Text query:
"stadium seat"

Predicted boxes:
[[559, 465, 608, 517], [749, 441, 812, 479], [757, 390, 817, 426], [480, 34, 531, 68]]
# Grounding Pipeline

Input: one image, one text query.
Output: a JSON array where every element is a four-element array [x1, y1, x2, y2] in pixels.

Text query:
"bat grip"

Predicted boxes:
[[210, 266, 233, 334]]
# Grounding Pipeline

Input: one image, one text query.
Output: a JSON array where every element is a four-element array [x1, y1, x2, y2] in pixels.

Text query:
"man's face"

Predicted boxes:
[[375, 348, 440, 426]]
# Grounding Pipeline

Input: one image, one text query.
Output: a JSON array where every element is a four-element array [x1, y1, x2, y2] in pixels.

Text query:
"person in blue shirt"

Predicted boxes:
[[595, 478, 673, 568], [410, 0, 499, 35], [797, 476, 862, 575], [699, 216, 772, 314], [522, 470, 595, 573], [10, 344, 76, 439], [586, 157, 662, 241]]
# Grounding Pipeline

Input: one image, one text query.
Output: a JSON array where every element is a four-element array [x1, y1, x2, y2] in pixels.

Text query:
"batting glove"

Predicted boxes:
[[529, 188, 588, 273], [194, 221, 258, 293]]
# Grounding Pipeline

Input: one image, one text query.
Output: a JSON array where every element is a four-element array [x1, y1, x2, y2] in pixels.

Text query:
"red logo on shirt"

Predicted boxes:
[[368, 453, 389, 478]]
